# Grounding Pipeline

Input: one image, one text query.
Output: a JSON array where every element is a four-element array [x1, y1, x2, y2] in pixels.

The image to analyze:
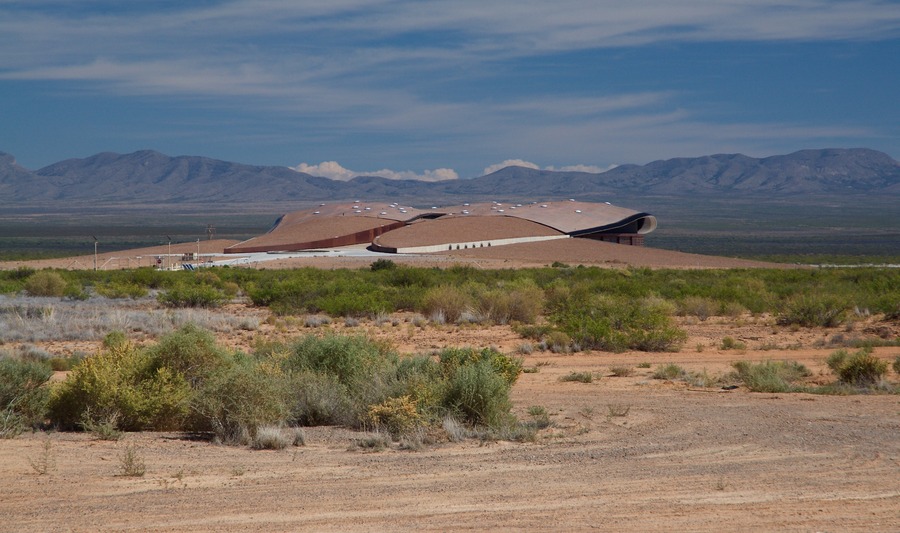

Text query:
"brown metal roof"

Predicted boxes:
[[224, 199, 656, 253], [373, 215, 561, 249]]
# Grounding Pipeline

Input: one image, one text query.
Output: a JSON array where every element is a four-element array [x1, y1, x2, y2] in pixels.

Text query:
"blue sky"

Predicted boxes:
[[1, 1, 898, 180]]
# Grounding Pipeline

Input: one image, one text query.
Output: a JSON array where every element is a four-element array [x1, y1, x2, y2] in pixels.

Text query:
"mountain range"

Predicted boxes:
[[1, 148, 898, 208]]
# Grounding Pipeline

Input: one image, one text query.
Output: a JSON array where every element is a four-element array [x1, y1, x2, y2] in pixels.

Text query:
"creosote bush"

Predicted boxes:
[[24, 271, 68, 297], [777, 294, 848, 328], [49, 325, 524, 445], [826, 348, 888, 387], [0, 357, 52, 438], [730, 360, 811, 393], [652, 363, 687, 381], [551, 294, 686, 353]]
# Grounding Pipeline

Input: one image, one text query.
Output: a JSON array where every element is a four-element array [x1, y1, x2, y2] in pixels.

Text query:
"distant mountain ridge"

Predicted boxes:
[[1, 148, 897, 207]]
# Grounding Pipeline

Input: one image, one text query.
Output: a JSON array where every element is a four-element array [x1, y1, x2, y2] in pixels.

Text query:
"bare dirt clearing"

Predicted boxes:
[[2, 306, 899, 532]]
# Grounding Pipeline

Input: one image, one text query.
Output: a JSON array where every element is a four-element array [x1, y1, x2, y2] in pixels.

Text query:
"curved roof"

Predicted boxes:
[[373, 215, 562, 249], [224, 200, 656, 254]]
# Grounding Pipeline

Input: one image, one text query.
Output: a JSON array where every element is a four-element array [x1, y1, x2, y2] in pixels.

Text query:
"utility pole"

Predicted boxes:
[[92, 236, 98, 271], [166, 235, 172, 270]]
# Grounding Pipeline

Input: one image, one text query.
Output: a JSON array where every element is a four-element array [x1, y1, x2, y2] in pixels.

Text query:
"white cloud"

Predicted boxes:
[[292, 161, 458, 182], [553, 164, 618, 173], [482, 159, 540, 175], [483, 160, 618, 176]]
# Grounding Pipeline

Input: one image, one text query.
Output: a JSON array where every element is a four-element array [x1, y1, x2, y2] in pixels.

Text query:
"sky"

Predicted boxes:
[[1, 1, 898, 181]]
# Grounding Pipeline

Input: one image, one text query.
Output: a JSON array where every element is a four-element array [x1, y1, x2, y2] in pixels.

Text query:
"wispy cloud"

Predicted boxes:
[[0, 1, 895, 171], [293, 161, 458, 182]]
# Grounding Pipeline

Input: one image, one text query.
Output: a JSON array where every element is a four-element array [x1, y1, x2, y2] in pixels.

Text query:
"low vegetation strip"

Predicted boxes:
[[3, 325, 529, 444]]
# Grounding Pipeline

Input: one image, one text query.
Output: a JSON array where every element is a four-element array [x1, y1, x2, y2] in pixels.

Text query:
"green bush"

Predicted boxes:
[[438, 347, 522, 385], [560, 371, 593, 383], [421, 285, 471, 323], [370, 259, 396, 271], [553, 295, 686, 352], [720, 336, 747, 350], [24, 271, 68, 297], [49, 341, 192, 431], [0, 358, 52, 437], [94, 281, 148, 299], [677, 296, 717, 321], [190, 357, 291, 444], [730, 360, 810, 392], [826, 348, 888, 386], [443, 359, 512, 427], [777, 294, 848, 327], [282, 334, 398, 390], [367, 395, 421, 438], [143, 324, 229, 387], [471, 280, 544, 324], [652, 363, 686, 380], [158, 282, 228, 308], [287, 369, 354, 427]]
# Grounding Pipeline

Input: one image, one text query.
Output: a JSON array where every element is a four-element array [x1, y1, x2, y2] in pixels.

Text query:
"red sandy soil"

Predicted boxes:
[[2, 306, 899, 532], [1, 240, 895, 531]]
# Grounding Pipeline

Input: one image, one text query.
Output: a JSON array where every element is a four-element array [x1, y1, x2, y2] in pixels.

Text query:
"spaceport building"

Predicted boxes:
[[224, 200, 657, 255]]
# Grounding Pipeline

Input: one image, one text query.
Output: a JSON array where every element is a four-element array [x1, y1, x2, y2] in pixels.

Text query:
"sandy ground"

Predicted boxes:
[[2, 306, 899, 532], [0, 238, 790, 271]]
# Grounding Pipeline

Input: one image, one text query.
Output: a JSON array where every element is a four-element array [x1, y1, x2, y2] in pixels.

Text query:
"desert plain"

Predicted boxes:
[[1, 241, 898, 532]]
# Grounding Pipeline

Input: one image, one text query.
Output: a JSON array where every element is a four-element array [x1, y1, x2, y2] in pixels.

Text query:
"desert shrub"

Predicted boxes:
[[893, 355, 900, 375], [370, 259, 396, 271], [560, 371, 593, 383], [443, 359, 512, 427], [304, 314, 332, 327], [546, 330, 572, 353], [80, 410, 123, 440], [63, 284, 89, 301], [720, 336, 747, 350], [250, 426, 293, 450], [777, 293, 848, 327], [652, 363, 686, 380], [826, 348, 888, 386], [287, 369, 354, 427], [720, 301, 747, 318], [524, 405, 551, 429], [730, 360, 810, 392], [609, 365, 634, 377], [368, 395, 421, 438], [9, 267, 36, 281], [554, 295, 686, 352], [283, 334, 398, 390], [471, 280, 544, 324], [49, 342, 192, 431], [677, 296, 717, 320], [24, 271, 68, 297], [438, 347, 522, 385], [394, 355, 446, 419], [0, 358, 52, 437], [143, 324, 229, 387], [119, 443, 146, 477], [94, 281, 148, 299], [190, 356, 291, 444], [421, 285, 471, 323], [277, 334, 406, 428], [352, 431, 392, 451], [158, 282, 228, 308]]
